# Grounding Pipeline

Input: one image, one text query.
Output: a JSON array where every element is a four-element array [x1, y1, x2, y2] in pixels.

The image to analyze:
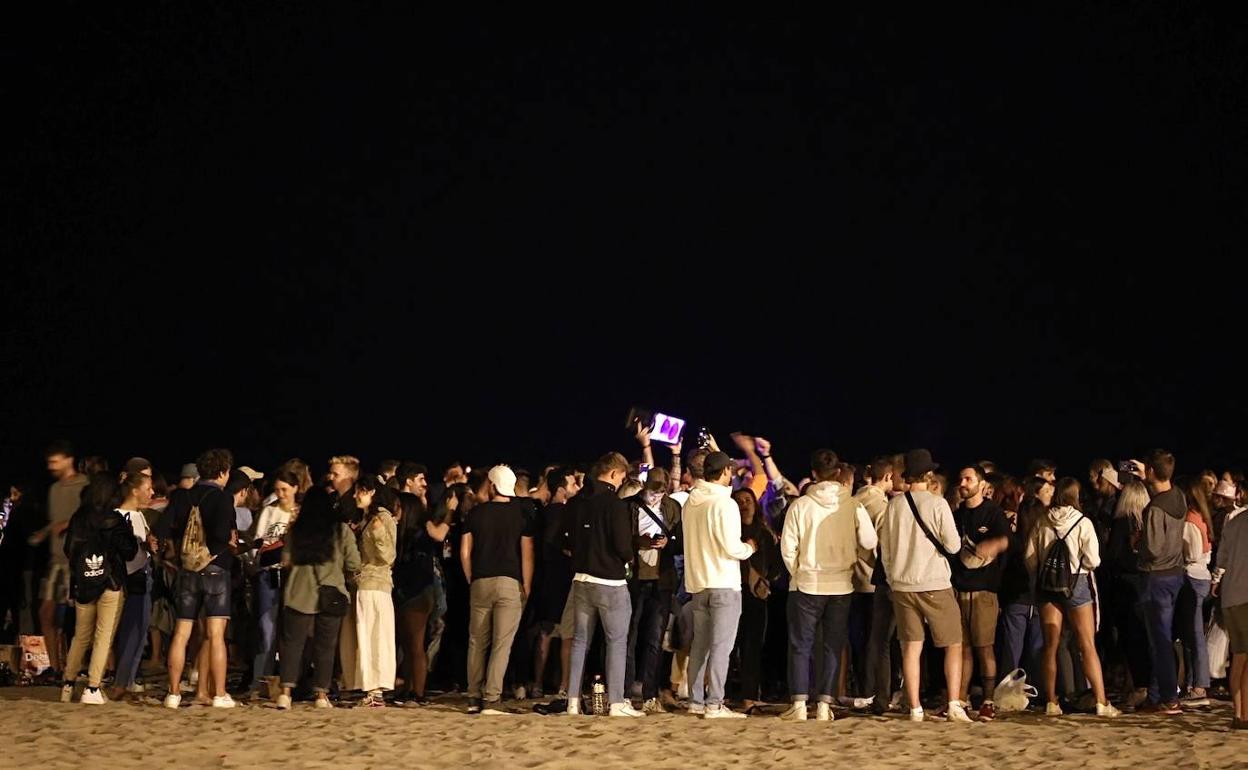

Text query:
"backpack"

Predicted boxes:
[[1037, 514, 1085, 598], [180, 492, 214, 573], [70, 519, 114, 604]]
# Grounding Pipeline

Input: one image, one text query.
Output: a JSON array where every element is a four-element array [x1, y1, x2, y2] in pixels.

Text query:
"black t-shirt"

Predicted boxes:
[[952, 498, 1011, 592], [463, 500, 537, 583]]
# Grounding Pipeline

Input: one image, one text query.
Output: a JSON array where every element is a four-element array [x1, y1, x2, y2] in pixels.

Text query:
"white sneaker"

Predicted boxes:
[[947, 701, 972, 723], [60, 684, 74, 703], [816, 702, 833, 722], [212, 694, 237, 709], [909, 707, 924, 722], [1096, 702, 1121, 718], [642, 697, 666, 714], [514, 685, 527, 700], [1045, 701, 1063, 716], [163, 693, 182, 710], [704, 705, 746, 719], [778, 702, 807, 721], [688, 703, 705, 715], [276, 694, 292, 710], [126, 683, 145, 694], [566, 697, 580, 715], [609, 702, 645, 717], [314, 697, 332, 709], [852, 696, 873, 710], [80, 687, 105, 705], [676, 682, 689, 700]]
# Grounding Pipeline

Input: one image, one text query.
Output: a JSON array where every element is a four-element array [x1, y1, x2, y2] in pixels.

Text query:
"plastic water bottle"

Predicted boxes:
[[591, 675, 607, 715]]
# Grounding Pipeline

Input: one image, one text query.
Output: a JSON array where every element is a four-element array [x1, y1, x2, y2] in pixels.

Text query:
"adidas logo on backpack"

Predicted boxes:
[[83, 554, 105, 578]]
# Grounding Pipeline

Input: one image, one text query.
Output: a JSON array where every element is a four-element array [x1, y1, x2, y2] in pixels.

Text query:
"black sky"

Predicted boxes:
[[5, 5, 1247, 485]]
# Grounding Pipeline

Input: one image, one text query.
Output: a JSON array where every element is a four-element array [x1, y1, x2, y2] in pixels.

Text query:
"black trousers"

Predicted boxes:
[[279, 608, 343, 693], [626, 580, 671, 699], [735, 590, 769, 701]]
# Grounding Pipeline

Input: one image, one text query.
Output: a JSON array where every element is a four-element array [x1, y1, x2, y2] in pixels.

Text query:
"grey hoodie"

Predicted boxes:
[[1139, 486, 1187, 575]]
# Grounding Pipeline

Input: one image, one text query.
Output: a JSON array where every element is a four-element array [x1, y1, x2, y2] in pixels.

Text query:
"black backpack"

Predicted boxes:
[[1037, 514, 1085, 598], [70, 518, 114, 604]]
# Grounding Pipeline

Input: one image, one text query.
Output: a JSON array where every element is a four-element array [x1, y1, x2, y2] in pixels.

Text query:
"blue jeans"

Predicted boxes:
[[688, 588, 742, 708], [1142, 573, 1184, 704], [787, 591, 851, 702], [567, 581, 632, 705], [250, 571, 281, 686], [626, 580, 670, 699], [998, 600, 1043, 676], [1181, 577, 1211, 689], [112, 572, 152, 689]]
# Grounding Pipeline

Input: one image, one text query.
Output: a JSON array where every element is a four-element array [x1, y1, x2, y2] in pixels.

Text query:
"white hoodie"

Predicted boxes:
[[1025, 505, 1100, 577], [681, 480, 756, 593], [781, 481, 877, 596]]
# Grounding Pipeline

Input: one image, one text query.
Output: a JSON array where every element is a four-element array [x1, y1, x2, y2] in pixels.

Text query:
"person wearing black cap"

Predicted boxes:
[[878, 449, 969, 723], [681, 450, 757, 719]]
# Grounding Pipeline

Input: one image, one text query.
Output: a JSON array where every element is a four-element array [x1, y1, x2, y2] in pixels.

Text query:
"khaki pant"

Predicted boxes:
[[64, 589, 124, 687], [466, 577, 523, 702]]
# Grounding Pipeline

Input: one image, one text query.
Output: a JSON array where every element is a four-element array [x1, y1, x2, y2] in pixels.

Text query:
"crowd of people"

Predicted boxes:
[[1, 432, 1246, 731]]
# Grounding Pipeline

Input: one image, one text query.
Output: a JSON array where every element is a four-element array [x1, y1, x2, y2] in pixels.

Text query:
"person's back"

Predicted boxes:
[[682, 480, 754, 593], [880, 490, 959, 593], [782, 481, 865, 595], [1140, 486, 1187, 574], [568, 480, 633, 580]]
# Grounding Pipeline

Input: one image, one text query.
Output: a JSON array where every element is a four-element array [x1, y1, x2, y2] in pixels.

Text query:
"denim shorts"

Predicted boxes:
[[175, 564, 231, 620], [1039, 573, 1093, 609]]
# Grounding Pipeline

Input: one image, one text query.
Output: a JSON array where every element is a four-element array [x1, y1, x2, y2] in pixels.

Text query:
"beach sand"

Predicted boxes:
[[1, 688, 1242, 770]]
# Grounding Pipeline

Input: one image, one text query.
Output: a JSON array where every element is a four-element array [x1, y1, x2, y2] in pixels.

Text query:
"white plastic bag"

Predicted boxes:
[[1208, 618, 1230, 679], [993, 668, 1038, 712]]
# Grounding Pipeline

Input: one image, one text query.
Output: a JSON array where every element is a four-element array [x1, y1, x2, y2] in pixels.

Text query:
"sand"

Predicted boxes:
[[1, 688, 1243, 770]]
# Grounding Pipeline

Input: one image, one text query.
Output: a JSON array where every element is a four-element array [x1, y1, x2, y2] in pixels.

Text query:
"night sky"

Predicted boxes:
[[6, 6, 1247, 487]]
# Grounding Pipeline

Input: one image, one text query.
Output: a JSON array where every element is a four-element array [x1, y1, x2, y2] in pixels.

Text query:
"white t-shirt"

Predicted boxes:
[[116, 508, 149, 576], [254, 504, 294, 546], [637, 502, 665, 568]]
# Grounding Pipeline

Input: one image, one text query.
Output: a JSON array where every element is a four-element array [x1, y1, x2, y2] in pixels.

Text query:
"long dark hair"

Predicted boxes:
[[287, 486, 338, 565], [1016, 477, 1051, 540]]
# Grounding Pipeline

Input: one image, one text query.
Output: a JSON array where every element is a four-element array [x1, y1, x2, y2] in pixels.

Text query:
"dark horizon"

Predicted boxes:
[[6, 6, 1247, 491]]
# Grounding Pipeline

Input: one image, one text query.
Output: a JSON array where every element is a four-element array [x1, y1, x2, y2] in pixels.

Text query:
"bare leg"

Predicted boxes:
[[1067, 604, 1107, 704], [961, 644, 975, 701], [1231, 653, 1247, 721], [167, 620, 194, 695], [901, 640, 924, 710], [206, 617, 229, 698], [149, 627, 165, 667], [944, 643, 964, 704], [39, 600, 61, 673], [1039, 603, 1063, 705], [533, 630, 553, 692]]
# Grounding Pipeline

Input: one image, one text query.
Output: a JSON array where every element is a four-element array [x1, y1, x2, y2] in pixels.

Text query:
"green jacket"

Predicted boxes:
[[283, 523, 362, 614]]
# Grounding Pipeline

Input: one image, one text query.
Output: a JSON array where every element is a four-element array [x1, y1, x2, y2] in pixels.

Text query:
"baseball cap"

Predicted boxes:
[[703, 452, 734, 479], [1215, 480, 1238, 499], [237, 466, 265, 481], [488, 465, 517, 497]]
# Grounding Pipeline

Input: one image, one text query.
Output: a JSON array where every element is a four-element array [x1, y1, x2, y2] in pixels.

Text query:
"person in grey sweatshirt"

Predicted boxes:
[[1137, 449, 1189, 713]]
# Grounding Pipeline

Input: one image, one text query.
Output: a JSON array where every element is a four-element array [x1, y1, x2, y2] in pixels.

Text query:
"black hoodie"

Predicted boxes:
[[567, 479, 634, 582], [1139, 486, 1187, 576]]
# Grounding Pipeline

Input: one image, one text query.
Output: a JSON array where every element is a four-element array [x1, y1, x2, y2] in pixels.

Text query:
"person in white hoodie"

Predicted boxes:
[[877, 448, 969, 723], [778, 449, 877, 722], [1025, 477, 1119, 717], [681, 451, 756, 718]]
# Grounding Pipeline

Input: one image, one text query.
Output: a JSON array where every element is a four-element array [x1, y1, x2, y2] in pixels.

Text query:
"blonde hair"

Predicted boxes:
[[329, 455, 361, 479]]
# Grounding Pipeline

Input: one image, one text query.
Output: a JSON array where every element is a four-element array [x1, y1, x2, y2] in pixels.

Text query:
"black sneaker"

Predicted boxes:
[[467, 698, 482, 714]]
